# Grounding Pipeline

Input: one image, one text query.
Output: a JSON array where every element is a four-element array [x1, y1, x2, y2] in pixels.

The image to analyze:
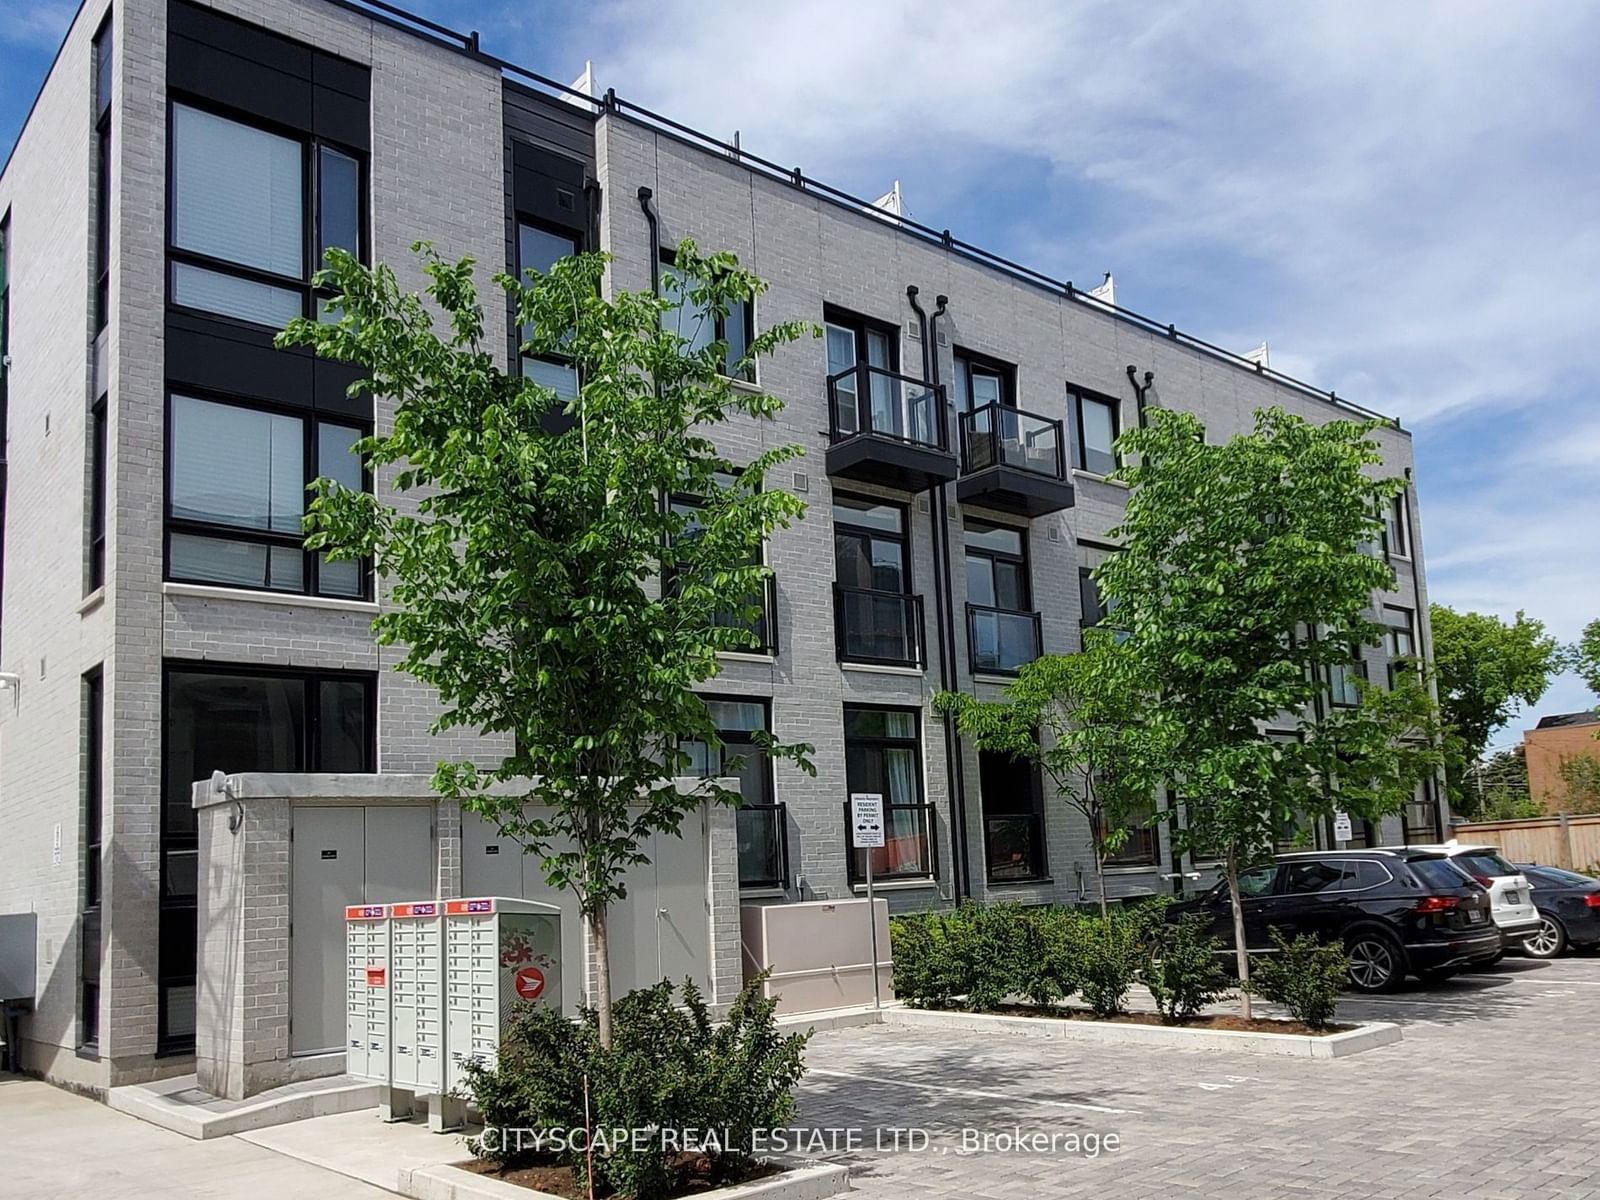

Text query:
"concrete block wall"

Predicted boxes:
[[0, 0, 119, 1091]]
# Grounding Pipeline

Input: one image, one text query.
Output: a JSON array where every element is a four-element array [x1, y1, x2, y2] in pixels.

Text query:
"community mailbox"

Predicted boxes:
[[345, 897, 561, 1128]]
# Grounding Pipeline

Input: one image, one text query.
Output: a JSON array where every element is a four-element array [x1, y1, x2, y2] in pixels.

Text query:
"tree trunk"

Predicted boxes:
[[1226, 849, 1252, 1020], [1095, 850, 1110, 925], [591, 902, 614, 1048]]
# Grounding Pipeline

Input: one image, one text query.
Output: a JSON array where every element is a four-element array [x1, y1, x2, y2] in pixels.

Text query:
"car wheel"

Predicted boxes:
[[1522, 916, 1567, 960], [1345, 932, 1404, 993]]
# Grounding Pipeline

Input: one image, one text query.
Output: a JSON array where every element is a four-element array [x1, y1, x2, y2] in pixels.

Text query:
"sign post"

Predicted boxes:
[[850, 792, 886, 1010], [1332, 811, 1353, 847]]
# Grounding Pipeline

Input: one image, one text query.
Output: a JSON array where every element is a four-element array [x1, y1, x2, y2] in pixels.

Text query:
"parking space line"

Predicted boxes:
[[807, 1068, 1139, 1116]]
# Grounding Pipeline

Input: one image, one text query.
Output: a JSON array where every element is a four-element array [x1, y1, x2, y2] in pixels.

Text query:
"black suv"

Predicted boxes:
[[1166, 850, 1502, 992]]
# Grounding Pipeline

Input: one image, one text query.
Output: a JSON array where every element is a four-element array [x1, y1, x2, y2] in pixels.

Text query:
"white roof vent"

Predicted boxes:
[[1243, 342, 1271, 368], [1088, 272, 1115, 307]]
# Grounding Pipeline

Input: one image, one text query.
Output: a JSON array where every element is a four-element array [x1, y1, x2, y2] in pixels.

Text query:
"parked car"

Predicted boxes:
[[1383, 843, 1542, 954], [1515, 864, 1600, 959], [1167, 849, 1501, 993]]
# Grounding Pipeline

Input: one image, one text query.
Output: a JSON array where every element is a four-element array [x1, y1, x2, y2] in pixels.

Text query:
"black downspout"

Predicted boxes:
[[1402, 468, 1445, 836], [909, 287, 964, 903], [638, 187, 660, 291], [926, 293, 971, 902]]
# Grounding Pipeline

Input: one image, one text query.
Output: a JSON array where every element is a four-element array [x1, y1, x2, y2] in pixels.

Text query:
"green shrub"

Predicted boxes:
[[1013, 907, 1077, 1010], [463, 974, 809, 1199], [1248, 930, 1348, 1030], [1139, 916, 1229, 1023], [1071, 910, 1141, 1018]]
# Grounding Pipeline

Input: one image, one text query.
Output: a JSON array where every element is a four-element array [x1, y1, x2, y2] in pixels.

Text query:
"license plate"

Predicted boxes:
[[1467, 909, 1485, 924], [1502, 891, 1519, 906]]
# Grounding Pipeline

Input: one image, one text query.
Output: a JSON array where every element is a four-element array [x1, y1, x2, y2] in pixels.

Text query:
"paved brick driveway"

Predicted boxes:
[[792, 954, 1600, 1199]]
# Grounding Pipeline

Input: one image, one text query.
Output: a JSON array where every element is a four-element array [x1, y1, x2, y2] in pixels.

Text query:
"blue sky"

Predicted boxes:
[[5, 1, 1596, 746]]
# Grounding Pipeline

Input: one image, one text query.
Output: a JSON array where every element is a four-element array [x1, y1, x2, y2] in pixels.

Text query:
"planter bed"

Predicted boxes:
[[882, 1004, 1401, 1058], [398, 1157, 849, 1200]]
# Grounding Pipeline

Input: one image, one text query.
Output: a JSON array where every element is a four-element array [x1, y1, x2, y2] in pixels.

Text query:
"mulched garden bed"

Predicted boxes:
[[460, 1153, 782, 1199], [989, 1003, 1352, 1036]]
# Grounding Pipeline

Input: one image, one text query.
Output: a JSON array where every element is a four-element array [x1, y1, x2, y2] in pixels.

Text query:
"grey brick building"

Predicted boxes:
[[0, 0, 1445, 1092]]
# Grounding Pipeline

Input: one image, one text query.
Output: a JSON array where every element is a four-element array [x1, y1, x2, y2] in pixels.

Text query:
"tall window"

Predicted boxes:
[[93, 17, 113, 331], [515, 221, 580, 401], [980, 748, 1045, 882], [159, 664, 375, 1050], [965, 520, 1038, 674], [833, 494, 920, 665], [825, 312, 909, 440], [952, 351, 1012, 414], [669, 480, 773, 654], [1071, 388, 1119, 475], [1383, 492, 1409, 558], [1099, 786, 1158, 867], [81, 668, 104, 1051], [843, 706, 932, 883], [165, 394, 368, 597], [680, 698, 785, 889], [168, 103, 363, 326], [661, 252, 754, 381], [1078, 565, 1125, 639], [88, 397, 107, 592], [1327, 653, 1365, 707], [1385, 606, 1416, 687]]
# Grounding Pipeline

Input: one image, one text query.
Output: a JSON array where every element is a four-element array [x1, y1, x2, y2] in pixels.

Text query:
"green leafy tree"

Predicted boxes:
[[1557, 756, 1600, 812], [278, 240, 816, 1045], [936, 636, 1166, 920], [1573, 618, 1600, 700], [1429, 605, 1564, 812], [1469, 745, 1541, 821], [1097, 407, 1443, 1017]]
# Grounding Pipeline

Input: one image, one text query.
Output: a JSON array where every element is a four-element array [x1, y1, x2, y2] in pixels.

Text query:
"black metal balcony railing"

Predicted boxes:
[[960, 403, 1066, 480], [844, 800, 937, 886], [966, 603, 1042, 675], [714, 574, 779, 656], [985, 812, 1047, 883], [827, 364, 947, 451], [834, 584, 926, 668], [736, 801, 788, 890]]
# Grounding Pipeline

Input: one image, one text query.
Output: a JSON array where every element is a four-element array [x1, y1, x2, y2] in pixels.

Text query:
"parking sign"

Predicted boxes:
[[851, 793, 886, 848]]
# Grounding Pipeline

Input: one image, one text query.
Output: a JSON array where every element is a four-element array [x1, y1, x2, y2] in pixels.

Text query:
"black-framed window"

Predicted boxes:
[[661, 251, 754, 382], [88, 397, 107, 593], [81, 668, 104, 1052], [1078, 565, 1126, 639], [1327, 652, 1365, 707], [680, 697, 786, 889], [1385, 605, 1416, 687], [93, 15, 113, 332], [1100, 790, 1159, 867], [824, 310, 898, 438], [167, 100, 365, 328], [980, 747, 1046, 883], [952, 350, 1013, 414], [834, 493, 921, 666], [516, 220, 580, 401], [165, 392, 369, 597], [1071, 388, 1120, 475], [159, 663, 375, 1051], [668, 476, 775, 654], [843, 706, 933, 883], [965, 520, 1039, 674], [1382, 492, 1409, 558]]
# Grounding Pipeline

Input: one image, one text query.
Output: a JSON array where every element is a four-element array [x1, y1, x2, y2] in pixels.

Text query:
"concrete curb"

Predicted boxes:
[[106, 1077, 380, 1140], [883, 1006, 1403, 1057], [777, 1003, 897, 1034], [398, 1159, 850, 1200]]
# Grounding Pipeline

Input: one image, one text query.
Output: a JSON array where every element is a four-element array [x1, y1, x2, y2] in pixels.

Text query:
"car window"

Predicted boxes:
[[1455, 851, 1518, 878], [1238, 865, 1280, 897], [1348, 860, 1392, 889], [1409, 857, 1474, 891], [1282, 860, 1348, 894], [1527, 866, 1595, 888]]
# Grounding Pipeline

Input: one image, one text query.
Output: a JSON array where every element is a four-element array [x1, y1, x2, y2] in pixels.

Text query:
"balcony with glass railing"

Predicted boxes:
[[833, 584, 926, 668], [825, 363, 958, 491], [956, 402, 1075, 516], [966, 603, 1042, 675]]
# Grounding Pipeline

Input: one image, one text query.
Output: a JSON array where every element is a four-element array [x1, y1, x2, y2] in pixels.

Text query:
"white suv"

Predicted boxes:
[[1395, 843, 1541, 951]]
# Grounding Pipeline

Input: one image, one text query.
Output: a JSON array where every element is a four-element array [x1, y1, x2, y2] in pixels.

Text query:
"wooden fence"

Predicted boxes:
[[1451, 812, 1600, 872]]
